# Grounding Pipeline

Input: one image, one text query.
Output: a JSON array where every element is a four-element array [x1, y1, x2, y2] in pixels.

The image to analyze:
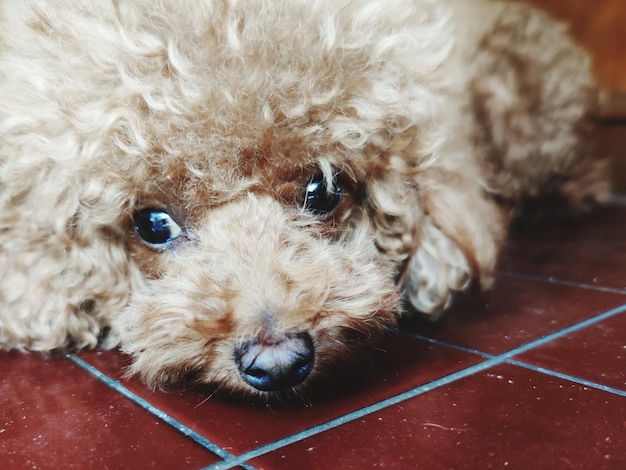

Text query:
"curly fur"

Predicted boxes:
[[0, 0, 608, 396]]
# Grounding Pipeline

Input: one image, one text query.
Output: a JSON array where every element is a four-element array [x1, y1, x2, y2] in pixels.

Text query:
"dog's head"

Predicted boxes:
[[1, 0, 502, 397], [95, 0, 447, 396]]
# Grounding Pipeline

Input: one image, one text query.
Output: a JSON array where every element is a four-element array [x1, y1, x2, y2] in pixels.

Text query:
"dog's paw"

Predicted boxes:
[[402, 222, 471, 319]]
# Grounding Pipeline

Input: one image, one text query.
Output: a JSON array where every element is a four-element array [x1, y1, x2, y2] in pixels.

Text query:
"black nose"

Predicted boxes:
[[234, 332, 315, 392]]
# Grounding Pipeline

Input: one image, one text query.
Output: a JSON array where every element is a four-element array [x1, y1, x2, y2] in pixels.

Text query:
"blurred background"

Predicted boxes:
[[522, 0, 625, 94], [519, 0, 626, 190]]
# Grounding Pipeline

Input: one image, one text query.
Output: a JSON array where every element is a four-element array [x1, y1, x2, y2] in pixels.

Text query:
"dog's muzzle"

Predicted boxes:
[[234, 332, 315, 392]]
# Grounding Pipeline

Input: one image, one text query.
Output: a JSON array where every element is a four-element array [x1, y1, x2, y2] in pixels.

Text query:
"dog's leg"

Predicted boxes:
[[470, 1, 609, 209], [401, 164, 505, 318]]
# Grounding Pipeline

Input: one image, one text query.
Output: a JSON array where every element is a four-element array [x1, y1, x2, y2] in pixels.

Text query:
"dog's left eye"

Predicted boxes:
[[133, 209, 183, 248], [303, 174, 343, 216]]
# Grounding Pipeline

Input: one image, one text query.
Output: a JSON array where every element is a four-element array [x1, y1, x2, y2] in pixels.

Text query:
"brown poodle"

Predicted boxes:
[[0, 0, 608, 396]]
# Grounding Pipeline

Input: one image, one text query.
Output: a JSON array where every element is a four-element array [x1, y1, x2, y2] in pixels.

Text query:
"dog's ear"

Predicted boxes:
[[402, 167, 505, 319], [0, 182, 133, 351]]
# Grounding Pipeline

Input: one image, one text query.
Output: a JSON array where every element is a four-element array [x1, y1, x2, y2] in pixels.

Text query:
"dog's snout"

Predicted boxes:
[[234, 333, 314, 392]]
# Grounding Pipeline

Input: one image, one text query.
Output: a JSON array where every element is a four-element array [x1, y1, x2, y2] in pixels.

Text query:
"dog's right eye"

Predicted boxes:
[[133, 209, 183, 248]]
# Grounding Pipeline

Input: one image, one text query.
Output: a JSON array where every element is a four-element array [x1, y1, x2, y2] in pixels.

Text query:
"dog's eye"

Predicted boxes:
[[304, 174, 343, 216], [133, 209, 183, 247]]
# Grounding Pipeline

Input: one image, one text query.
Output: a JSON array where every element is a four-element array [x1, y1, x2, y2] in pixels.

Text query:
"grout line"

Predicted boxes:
[[398, 331, 493, 358], [403, 304, 626, 392], [507, 360, 626, 398], [206, 301, 626, 469], [496, 271, 626, 295], [493, 302, 626, 358], [407, 332, 626, 397], [402, 298, 626, 361], [203, 356, 504, 470], [402, 332, 626, 397], [64, 354, 254, 468]]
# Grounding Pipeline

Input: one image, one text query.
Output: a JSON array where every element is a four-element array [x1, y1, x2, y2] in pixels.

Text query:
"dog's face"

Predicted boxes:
[[51, 0, 447, 397], [113, 125, 407, 396]]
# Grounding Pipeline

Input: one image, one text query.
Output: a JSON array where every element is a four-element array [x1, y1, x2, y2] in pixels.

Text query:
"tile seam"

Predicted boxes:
[[496, 271, 626, 295], [202, 355, 503, 470], [402, 301, 626, 359], [64, 354, 242, 465], [507, 359, 626, 397], [402, 332, 626, 396], [402, 333, 626, 397], [497, 302, 626, 356], [398, 331, 493, 358], [207, 301, 626, 469]]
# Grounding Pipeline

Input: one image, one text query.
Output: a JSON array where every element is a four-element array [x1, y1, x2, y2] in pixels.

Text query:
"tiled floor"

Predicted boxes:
[[3, 209, 626, 470], [3, 159, 626, 467]]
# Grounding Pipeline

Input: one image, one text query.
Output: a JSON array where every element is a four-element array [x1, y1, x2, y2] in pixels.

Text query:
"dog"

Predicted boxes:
[[0, 0, 608, 396]]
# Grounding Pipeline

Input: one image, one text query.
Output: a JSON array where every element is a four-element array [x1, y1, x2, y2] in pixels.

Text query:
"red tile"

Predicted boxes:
[[499, 205, 626, 290], [78, 334, 482, 454], [4, 204, 624, 470], [0, 351, 219, 469], [516, 311, 626, 391], [251, 364, 626, 469], [400, 275, 626, 355]]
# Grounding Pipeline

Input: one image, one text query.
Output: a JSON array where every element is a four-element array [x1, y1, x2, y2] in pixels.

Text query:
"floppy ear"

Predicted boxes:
[[0, 172, 134, 351], [402, 167, 506, 318]]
